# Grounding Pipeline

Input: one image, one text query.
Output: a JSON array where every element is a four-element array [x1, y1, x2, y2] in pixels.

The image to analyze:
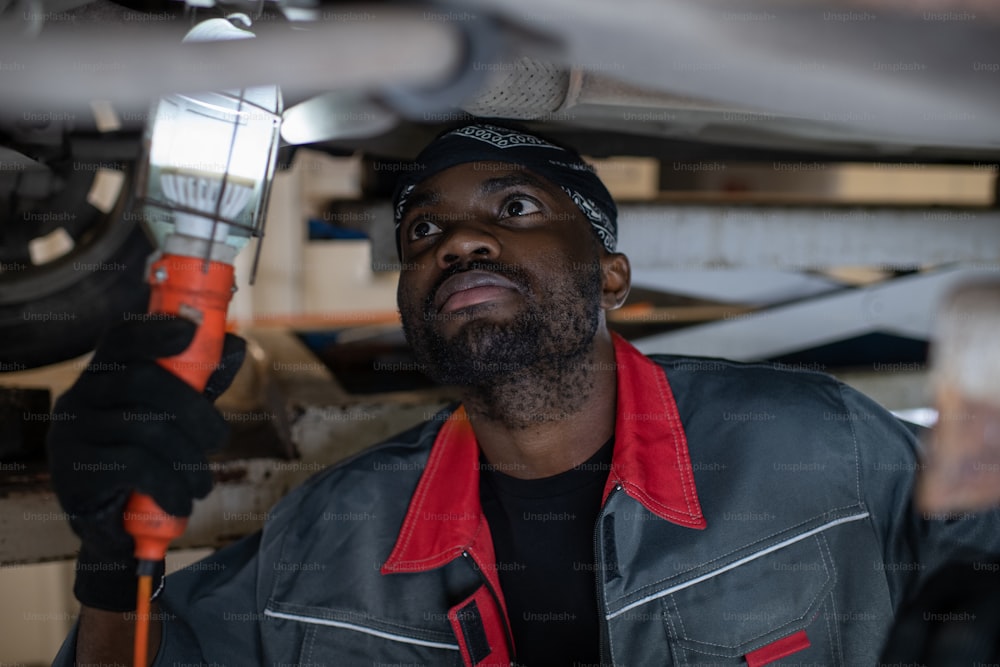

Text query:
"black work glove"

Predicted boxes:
[[46, 316, 245, 611]]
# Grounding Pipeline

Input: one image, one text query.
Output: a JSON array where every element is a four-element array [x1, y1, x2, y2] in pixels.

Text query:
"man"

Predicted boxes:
[[51, 123, 1000, 666]]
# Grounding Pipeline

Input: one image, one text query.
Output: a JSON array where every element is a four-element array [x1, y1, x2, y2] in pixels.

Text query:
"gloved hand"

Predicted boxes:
[[46, 316, 245, 611]]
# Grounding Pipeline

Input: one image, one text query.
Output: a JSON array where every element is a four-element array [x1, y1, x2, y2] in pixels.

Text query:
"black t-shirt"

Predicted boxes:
[[479, 438, 614, 667]]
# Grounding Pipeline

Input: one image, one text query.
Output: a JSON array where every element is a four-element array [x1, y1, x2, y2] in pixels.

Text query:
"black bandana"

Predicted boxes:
[[392, 123, 618, 256]]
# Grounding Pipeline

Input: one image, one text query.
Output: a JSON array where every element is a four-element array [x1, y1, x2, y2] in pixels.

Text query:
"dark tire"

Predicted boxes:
[[0, 166, 152, 370]]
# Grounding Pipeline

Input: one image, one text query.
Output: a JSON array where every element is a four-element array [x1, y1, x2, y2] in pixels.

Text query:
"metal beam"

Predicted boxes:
[[628, 268, 842, 305], [633, 266, 1000, 360], [618, 205, 1000, 269], [0, 10, 461, 113]]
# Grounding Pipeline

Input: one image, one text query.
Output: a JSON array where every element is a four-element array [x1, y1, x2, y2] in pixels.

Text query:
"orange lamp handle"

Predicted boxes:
[[125, 253, 236, 562], [147, 253, 236, 391], [124, 493, 189, 562]]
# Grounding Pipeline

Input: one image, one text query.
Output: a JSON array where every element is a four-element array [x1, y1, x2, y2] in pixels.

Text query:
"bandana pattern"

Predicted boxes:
[[561, 187, 616, 253], [445, 124, 563, 151], [394, 183, 416, 235]]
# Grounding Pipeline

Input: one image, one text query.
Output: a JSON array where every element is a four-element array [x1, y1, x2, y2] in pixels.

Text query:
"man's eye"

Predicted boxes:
[[408, 219, 443, 241], [499, 197, 541, 218]]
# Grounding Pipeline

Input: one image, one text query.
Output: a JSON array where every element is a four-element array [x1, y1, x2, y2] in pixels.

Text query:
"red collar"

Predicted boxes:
[[382, 332, 706, 576]]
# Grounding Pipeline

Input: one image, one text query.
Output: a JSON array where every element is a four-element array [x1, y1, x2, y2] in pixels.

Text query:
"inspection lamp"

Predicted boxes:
[[137, 15, 282, 276], [140, 86, 281, 264], [127, 16, 282, 667]]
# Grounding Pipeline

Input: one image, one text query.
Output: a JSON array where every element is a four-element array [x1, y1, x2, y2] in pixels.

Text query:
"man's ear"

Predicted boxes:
[[600, 252, 631, 310]]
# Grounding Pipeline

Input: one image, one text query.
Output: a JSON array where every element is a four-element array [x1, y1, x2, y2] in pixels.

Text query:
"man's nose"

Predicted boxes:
[[435, 221, 500, 269]]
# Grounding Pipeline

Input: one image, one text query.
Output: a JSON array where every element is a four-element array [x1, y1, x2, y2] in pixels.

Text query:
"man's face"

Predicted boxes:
[[396, 161, 605, 388]]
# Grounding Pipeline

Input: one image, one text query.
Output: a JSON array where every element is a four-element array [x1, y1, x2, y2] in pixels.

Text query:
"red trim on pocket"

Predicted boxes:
[[448, 584, 511, 667], [745, 630, 810, 667]]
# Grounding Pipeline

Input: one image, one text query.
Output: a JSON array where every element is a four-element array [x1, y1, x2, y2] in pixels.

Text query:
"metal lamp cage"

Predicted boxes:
[[135, 84, 283, 280]]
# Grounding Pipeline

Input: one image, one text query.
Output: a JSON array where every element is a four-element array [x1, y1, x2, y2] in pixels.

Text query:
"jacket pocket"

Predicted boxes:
[[659, 533, 840, 666], [262, 603, 464, 667], [447, 584, 512, 666]]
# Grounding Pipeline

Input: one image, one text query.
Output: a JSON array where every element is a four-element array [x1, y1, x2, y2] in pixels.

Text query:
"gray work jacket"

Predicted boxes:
[[55, 334, 1000, 666]]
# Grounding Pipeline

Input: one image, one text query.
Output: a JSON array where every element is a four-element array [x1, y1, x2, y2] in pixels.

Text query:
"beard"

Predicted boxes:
[[399, 256, 604, 427]]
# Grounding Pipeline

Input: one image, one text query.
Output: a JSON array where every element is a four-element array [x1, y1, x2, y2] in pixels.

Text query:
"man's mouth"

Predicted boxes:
[[432, 269, 522, 315]]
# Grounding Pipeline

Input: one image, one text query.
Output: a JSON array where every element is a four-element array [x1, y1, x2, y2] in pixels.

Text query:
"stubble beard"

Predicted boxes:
[[401, 258, 603, 430]]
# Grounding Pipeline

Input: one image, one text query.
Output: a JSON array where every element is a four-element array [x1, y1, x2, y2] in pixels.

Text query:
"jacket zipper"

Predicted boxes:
[[594, 484, 621, 667], [463, 550, 516, 664]]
